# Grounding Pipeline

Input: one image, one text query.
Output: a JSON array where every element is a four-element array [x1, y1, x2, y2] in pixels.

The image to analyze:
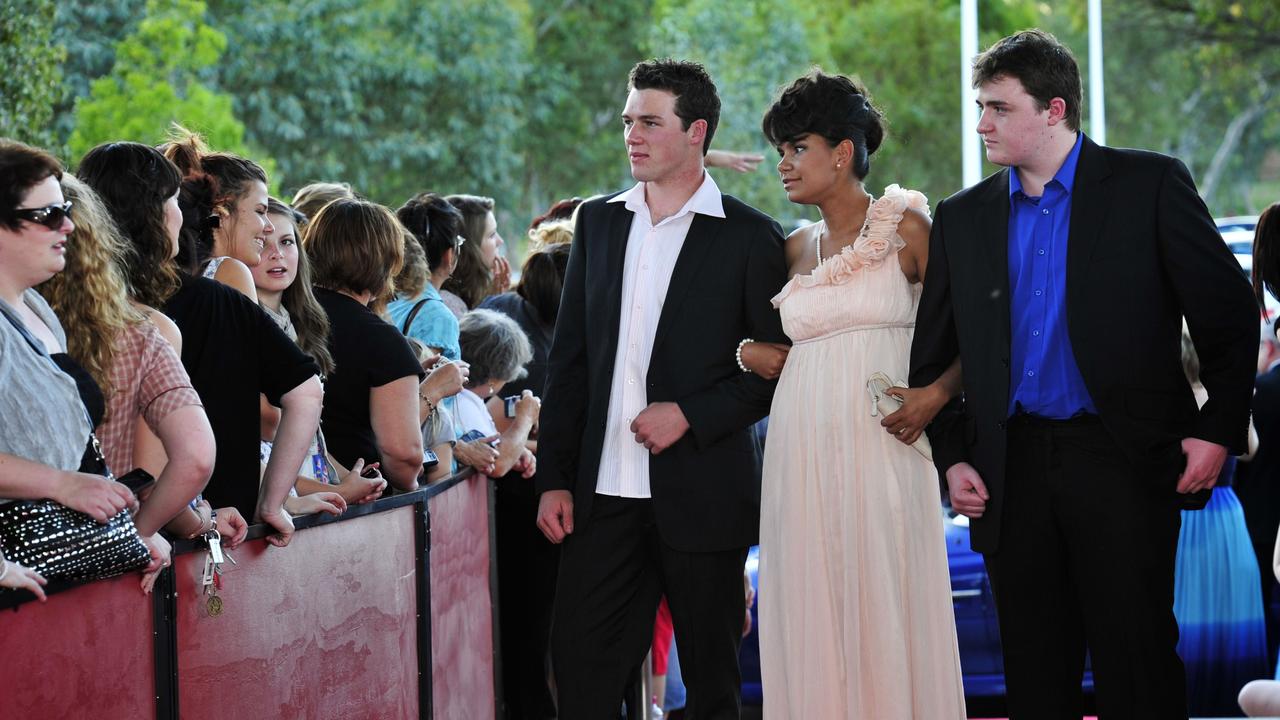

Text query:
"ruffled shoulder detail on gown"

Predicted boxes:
[[772, 185, 930, 308]]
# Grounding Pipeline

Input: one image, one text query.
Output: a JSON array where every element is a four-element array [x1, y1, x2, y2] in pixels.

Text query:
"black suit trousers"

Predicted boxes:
[[984, 415, 1186, 720], [550, 494, 748, 720]]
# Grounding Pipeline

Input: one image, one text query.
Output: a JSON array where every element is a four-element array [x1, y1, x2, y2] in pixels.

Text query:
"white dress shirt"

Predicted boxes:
[[595, 173, 726, 498]]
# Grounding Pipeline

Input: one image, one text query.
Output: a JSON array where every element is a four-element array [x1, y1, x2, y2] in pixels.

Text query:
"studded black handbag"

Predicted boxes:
[[0, 433, 151, 584], [0, 495, 151, 583]]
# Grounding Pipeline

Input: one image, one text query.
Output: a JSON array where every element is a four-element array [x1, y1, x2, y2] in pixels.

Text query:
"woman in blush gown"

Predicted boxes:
[[739, 70, 965, 719]]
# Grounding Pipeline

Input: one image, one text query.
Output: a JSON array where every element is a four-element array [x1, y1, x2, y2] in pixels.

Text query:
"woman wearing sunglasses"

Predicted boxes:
[[0, 140, 139, 599]]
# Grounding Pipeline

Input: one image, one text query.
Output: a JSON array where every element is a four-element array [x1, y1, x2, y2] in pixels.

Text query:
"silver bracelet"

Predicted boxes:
[[735, 338, 754, 373]]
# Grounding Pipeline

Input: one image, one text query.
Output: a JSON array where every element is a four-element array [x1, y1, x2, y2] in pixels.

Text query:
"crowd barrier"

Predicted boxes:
[[0, 469, 499, 720]]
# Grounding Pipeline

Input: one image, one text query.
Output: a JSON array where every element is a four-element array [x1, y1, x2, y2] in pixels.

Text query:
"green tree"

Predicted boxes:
[[649, 0, 820, 222], [814, 0, 1039, 209], [0, 0, 66, 147], [520, 1, 654, 219], [207, 0, 530, 215], [1049, 0, 1280, 214], [68, 0, 262, 170], [51, 1, 146, 147]]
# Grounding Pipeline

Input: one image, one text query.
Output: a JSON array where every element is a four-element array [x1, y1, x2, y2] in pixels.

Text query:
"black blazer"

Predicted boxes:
[[910, 135, 1258, 553], [536, 190, 788, 552]]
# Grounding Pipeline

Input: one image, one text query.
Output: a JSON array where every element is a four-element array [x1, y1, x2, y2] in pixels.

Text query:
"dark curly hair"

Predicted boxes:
[[629, 58, 721, 155], [516, 242, 571, 327], [76, 142, 185, 307], [762, 69, 885, 180], [397, 192, 465, 273], [161, 127, 268, 272], [0, 139, 63, 231], [972, 29, 1082, 132]]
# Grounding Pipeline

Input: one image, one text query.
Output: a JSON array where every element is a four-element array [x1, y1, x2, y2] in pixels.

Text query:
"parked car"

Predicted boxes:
[[1219, 215, 1259, 275]]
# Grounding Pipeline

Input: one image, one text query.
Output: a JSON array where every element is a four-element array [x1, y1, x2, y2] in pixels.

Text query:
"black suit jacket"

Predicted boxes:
[[910, 135, 1258, 553], [536, 189, 788, 552]]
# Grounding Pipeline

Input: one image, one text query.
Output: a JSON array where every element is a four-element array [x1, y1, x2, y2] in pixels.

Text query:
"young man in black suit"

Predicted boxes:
[[534, 59, 787, 719], [910, 30, 1258, 719]]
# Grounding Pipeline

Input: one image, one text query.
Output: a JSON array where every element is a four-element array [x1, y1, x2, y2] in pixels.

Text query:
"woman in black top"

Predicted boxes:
[[305, 198, 451, 492], [477, 242, 569, 720], [78, 142, 322, 547]]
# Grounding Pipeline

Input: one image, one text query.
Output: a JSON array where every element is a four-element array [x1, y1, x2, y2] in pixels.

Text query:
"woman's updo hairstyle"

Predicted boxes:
[[397, 192, 465, 272], [161, 127, 267, 272], [762, 69, 884, 180]]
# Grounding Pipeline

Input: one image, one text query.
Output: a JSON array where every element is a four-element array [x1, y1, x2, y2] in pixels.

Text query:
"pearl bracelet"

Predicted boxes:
[[735, 338, 754, 373]]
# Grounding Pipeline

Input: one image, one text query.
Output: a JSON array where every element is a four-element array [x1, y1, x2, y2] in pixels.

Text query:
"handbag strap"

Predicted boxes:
[[400, 297, 432, 334], [1, 298, 106, 474]]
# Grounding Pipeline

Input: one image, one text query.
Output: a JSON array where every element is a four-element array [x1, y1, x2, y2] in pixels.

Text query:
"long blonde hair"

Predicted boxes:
[[37, 176, 146, 412]]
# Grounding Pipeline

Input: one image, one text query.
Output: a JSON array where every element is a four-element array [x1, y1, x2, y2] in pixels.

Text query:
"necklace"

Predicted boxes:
[[814, 194, 875, 267]]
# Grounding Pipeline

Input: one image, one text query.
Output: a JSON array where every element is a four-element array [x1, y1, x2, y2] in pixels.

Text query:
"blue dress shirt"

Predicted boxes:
[[1007, 133, 1096, 418]]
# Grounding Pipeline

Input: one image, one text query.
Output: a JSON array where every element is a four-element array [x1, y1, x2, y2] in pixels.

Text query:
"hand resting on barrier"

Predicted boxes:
[[0, 552, 47, 602]]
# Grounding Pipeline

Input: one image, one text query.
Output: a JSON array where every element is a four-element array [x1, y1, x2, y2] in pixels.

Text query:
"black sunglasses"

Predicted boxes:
[[13, 201, 73, 231]]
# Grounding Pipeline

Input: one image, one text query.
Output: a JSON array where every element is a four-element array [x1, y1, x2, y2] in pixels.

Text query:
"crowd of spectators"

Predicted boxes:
[[0, 130, 588, 713], [0, 134, 558, 574]]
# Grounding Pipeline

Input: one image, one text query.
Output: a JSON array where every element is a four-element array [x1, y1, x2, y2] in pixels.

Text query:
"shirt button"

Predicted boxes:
[[628, 378, 636, 385], [1027, 370, 1035, 377], [1037, 249, 1045, 256], [1042, 209, 1050, 215], [1032, 330, 1041, 337], [1034, 289, 1043, 296], [642, 264, 650, 270]]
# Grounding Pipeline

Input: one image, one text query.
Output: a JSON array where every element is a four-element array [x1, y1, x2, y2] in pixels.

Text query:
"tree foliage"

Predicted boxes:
[[1051, 0, 1280, 213], [649, 0, 820, 222], [207, 0, 530, 218], [0, 0, 66, 147], [520, 1, 653, 218], [41, 0, 1280, 220], [51, 1, 146, 146], [68, 0, 259, 170], [814, 0, 1038, 208]]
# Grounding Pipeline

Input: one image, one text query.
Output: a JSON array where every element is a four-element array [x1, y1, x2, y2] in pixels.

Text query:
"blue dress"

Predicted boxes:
[[1174, 456, 1271, 714]]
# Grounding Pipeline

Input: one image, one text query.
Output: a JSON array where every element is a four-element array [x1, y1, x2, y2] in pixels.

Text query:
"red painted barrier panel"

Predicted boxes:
[[429, 474, 496, 720], [176, 507, 419, 720], [0, 472, 497, 720], [0, 573, 156, 720]]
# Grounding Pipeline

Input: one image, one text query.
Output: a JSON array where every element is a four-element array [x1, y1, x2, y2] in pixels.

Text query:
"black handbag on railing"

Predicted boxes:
[[0, 494, 151, 582], [0, 307, 151, 584]]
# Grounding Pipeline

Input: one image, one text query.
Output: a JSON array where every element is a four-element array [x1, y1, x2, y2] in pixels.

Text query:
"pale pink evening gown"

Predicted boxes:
[[759, 185, 966, 718]]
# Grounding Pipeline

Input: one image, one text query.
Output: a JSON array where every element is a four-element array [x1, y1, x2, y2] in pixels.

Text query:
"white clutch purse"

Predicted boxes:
[[866, 371, 933, 461]]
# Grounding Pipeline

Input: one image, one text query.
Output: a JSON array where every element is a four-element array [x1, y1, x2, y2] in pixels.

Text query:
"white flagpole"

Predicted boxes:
[[1088, 0, 1107, 145], [961, 0, 981, 187]]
